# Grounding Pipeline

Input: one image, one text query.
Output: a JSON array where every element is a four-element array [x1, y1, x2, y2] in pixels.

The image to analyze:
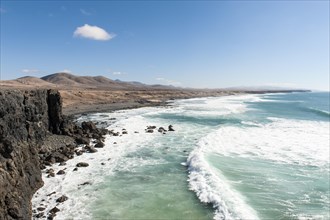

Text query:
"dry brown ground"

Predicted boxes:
[[0, 79, 234, 115], [58, 89, 232, 115]]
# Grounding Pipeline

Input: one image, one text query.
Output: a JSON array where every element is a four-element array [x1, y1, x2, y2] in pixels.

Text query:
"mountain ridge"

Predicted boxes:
[[1, 72, 177, 90]]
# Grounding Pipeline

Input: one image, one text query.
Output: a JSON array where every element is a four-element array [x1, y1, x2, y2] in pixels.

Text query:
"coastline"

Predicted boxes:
[[0, 88, 313, 219]]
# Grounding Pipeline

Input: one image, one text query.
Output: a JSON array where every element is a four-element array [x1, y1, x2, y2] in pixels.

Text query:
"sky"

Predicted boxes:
[[0, 1, 329, 90]]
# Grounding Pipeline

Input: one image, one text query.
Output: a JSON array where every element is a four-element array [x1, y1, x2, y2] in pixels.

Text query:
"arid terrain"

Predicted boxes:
[[0, 73, 236, 115], [0, 72, 308, 115]]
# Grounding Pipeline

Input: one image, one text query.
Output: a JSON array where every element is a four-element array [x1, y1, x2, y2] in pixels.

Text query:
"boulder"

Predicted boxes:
[[85, 146, 97, 153], [75, 136, 90, 145], [94, 141, 105, 148], [56, 195, 68, 203], [168, 125, 175, 131], [158, 127, 166, 133], [76, 162, 89, 167], [49, 206, 60, 214], [56, 170, 65, 175], [81, 121, 97, 133], [37, 207, 45, 211]]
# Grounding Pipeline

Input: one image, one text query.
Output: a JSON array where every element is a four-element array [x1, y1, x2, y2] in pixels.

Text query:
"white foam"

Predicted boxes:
[[199, 117, 330, 167], [187, 146, 260, 220], [148, 95, 258, 120], [187, 115, 329, 220], [32, 107, 168, 219]]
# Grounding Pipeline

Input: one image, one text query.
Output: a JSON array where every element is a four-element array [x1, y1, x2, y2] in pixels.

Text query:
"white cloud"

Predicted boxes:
[[112, 72, 126, 75], [80, 9, 91, 16], [73, 24, 114, 41], [156, 77, 181, 86], [22, 69, 40, 74]]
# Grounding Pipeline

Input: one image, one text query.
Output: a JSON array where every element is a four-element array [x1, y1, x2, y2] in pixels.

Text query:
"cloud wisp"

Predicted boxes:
[[112, 72, 126, 75], [21, 69, 40, 74], [73, 24, 115, 41]]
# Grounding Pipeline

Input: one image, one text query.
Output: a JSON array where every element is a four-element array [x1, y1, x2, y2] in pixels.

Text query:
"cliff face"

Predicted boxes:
[[0, 90, 63, 219]]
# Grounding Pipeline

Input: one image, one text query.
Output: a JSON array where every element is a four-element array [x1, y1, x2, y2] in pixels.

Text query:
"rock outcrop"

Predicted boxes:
[[0, 89, 108, 220], [0, 90, 53, 219]]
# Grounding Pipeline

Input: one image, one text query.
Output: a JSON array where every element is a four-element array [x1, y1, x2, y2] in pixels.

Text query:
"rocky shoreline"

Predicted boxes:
[[0, 89, 177, 219], [0, 88, 310, 219], [31, 122, 176, 219], [0, 90, 110, 219]]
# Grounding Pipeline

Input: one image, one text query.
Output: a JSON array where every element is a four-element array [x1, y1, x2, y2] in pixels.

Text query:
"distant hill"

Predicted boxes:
[[40, 72, 177, 90], [0, 76, 54, 88], [0, 72, 177, 90]]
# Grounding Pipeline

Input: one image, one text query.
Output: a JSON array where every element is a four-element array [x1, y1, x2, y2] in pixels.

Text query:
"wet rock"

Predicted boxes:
[[46, 169, 54, 174], [81, 121, 97, 133], [49, 206, 60, 214], [86, 146, 97, 153], [75, 150, 83, 156], [76, 162, 89, 167], [146, 129, 154, 133], [47, 192, 56, 197], [75, 136, 90, 145], [101, 162, 105, 165], [112, 132, 120, 136], [168, 125, 175, 131], [35, 212, 44, 218], [79, 181, 91, 186], [37, 207, 45, 211], [94, 141, 105, 148], [56, 170, 65, 175], [56, 195, 68, 203], [59, 162, 66, 166], [47, 173, 55, 178], [73, 168, 78, 171], [158, 127, 166, 133], [47, 213, 55, 220]]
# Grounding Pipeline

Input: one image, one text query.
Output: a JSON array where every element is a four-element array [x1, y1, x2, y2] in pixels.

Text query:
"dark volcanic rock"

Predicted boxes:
[[0, 89, 109, 220], [94, 141, 105, 148], [76, 162, 89, 167], [75, 136, 90, 145], [0, 90, 50, 219], [49, 206, 60, 214], [168, 125, 175, 131], [47, 90, 63, 134], [56, 170, 65, 175], [55, 195, 68, 203]]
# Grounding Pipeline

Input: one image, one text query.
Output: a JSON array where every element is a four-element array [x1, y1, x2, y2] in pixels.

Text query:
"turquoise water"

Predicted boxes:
[[78, 92, 329, 220]]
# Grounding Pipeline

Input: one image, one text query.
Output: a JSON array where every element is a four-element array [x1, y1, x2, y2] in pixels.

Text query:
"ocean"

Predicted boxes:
[[33, 92, 329, 220]]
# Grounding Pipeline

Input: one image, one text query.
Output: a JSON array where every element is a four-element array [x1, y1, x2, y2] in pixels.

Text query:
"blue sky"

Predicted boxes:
[[0, 1, 329, 90]]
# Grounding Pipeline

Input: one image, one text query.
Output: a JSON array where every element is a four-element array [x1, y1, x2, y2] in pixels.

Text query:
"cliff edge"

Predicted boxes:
[[0, 90, 63, 219]]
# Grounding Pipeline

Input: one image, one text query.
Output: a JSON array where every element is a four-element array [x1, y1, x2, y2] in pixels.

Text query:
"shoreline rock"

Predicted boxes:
[[0, 89, 108, 220]]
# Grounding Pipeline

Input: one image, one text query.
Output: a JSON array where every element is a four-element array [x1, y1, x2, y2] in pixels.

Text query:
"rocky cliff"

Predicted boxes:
[[0, 89, 109, 219], [0, 90, 63, 219]]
